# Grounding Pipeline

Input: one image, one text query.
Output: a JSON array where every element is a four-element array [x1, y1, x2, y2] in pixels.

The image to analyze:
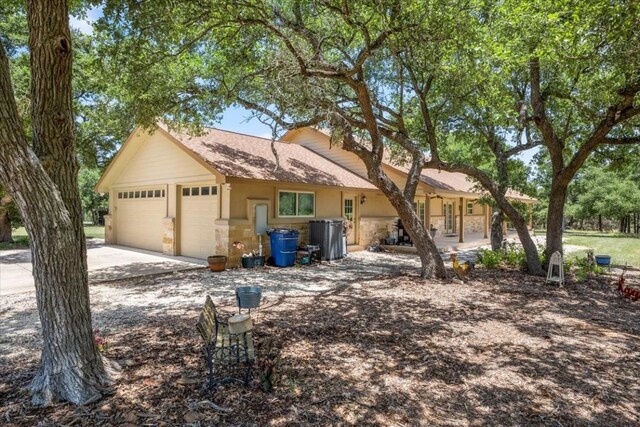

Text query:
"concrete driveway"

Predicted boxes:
[[0, 239, 205, 296]]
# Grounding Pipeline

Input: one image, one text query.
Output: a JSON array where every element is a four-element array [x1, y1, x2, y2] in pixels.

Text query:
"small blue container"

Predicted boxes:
[[595, 255, 611, 267]]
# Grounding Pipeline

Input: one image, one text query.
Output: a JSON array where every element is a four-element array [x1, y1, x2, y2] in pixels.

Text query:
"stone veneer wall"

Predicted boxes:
[[220, 220, 312, 268], [162, 217, 175, 255], [463, 215, 484, 233], [431, 215, 445, 234], [359, 216, 399, 246], [426, 215, 484, 235], [103, 215, 114, 244]]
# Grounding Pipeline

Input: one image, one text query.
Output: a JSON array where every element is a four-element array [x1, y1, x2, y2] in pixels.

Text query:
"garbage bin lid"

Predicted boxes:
[[309, 219, 344, 223], [271, 228, 298, 234]]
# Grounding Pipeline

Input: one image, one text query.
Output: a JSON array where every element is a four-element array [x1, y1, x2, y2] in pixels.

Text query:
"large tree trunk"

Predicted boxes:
[[490, 210, 503, 251], [383, 187, 446, 278], [366, 164, 446, 278], [0, 209, 12, 243], [545, 179, 568, 261], [0, 0, 114, 407], [0, 193, 12, 242], [494, 198, 544, 275], [332, 116, 446, 279]]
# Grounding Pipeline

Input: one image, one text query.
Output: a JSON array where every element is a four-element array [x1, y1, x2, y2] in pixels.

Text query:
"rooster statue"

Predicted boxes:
[[451, 253, 475, 279]]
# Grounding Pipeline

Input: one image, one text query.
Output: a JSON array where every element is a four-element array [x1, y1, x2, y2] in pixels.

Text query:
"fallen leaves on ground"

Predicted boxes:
[[1, 266, 639, 426]]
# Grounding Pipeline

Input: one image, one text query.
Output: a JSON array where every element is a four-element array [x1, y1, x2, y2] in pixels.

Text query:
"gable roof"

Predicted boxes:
[[282, 127, 536, 202], [161, 125, 376, 189], [97, 124, 377, 191]]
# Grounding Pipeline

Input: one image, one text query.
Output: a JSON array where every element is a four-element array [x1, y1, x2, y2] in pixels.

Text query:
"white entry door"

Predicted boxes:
[[444, 202, 454, 234], [343, 195, 357, 245]]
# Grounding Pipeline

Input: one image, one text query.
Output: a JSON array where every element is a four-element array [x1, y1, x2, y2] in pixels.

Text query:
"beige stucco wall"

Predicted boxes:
[[222, 179, 399, 264], [106, 130, 219, 257]]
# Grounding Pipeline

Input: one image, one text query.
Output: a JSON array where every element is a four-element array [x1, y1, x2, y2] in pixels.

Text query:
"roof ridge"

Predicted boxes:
[[199, 125, 282, 144]]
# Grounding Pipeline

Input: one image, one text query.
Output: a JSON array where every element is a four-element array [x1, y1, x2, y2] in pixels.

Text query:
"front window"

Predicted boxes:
[[278, 191, 315, 217], [467, 202, 474, 215]]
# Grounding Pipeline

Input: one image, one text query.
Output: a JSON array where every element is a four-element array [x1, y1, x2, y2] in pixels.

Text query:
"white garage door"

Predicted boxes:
[[180, 184, 218, 259], [115, 188, 166, 252]]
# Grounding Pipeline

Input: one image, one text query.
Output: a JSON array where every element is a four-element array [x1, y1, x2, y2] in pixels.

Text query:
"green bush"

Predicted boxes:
[[503, 242, 526, 268], [573, 253, 605, 282], [477, 249, 504, 269]]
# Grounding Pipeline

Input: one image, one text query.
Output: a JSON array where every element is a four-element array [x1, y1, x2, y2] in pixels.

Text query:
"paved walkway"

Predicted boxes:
[[0, 240, 204, 296]]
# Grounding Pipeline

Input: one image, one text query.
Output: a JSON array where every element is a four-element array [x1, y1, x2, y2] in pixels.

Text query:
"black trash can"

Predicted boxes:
[[309, 219, 344, 261]]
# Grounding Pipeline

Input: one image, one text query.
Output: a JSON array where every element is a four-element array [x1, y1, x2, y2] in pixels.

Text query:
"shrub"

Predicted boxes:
[[503, 242, 526, 268], [573, 253, 605, 282], [477, 249, 503, 269]]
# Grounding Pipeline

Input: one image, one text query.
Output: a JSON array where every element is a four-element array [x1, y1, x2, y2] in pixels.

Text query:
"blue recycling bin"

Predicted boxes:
[[270, 229, 299, 267]]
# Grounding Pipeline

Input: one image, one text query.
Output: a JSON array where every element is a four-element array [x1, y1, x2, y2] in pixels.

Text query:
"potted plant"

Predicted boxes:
[[207, 255, 227, 272], [233, 241, 266, 268]]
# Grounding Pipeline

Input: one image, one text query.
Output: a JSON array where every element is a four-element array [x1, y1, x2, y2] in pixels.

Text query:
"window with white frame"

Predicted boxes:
[[467, 201, 474, 215], [182, 185, 218, 197], [278, 191, 315, 217], [117, 188, 165, 199]]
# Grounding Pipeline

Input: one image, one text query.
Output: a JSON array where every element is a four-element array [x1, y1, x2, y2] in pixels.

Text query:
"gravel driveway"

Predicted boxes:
[[0, 251, 423, 361]]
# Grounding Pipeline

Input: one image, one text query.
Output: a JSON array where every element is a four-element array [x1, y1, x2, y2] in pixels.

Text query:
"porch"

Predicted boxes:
[[380, 230, 502, 254]]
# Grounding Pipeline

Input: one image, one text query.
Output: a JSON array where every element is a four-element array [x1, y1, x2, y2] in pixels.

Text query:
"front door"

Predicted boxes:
[[343, 195, 357, 245], [444, 202, 454, 234]]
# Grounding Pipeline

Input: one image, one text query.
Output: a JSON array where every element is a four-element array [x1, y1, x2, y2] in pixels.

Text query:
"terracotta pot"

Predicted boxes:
[[207, 255, 227, 272]]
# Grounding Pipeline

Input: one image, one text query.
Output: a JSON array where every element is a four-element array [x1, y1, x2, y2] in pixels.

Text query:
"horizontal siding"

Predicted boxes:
[[291, 129, 411, 191], [292, 129, 370, 178], [114, 132, 213, 186]]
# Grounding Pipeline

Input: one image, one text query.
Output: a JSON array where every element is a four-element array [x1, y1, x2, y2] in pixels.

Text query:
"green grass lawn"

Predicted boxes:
[[563, 231, 640, 268], [0, 224, 105, 250]]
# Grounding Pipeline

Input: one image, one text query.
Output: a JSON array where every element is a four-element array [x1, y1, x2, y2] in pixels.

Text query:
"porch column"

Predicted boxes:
[[459, 197, 465, 243], [425, 195, 432, 230], [220, 182, 231, 219], [483, 205, 490, 238], [528, 203, 533, 229]]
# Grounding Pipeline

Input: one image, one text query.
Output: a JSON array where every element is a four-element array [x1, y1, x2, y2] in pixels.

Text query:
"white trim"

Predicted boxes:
[[277, 189, 316, 218]]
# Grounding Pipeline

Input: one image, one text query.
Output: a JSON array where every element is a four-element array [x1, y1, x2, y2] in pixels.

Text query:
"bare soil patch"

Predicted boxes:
[[1, 254, 639, 426]]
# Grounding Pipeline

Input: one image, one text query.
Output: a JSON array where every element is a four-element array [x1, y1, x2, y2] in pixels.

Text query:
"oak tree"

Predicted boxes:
[[0, 0, 115, 406]]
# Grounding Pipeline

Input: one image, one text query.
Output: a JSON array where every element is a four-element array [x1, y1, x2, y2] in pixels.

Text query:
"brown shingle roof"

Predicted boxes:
[[418, 169, 536, 202], [161, 125, 376, 189], [283, 127, 536, 201]]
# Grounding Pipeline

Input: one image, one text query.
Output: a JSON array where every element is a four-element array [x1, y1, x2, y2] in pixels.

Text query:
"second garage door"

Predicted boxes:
[[115, 188, 166, 252], [180, 184, 218, 259]]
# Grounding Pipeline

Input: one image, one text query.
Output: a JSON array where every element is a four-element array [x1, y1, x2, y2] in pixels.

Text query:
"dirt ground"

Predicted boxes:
[[1, 252, 639, 426]]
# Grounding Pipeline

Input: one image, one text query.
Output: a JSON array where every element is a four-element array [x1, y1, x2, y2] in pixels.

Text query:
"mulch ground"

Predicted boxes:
[[1, 267, 639, 426]]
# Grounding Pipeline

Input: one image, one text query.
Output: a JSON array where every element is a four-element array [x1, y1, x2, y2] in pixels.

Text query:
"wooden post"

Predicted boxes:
[[459, 197, 465, 243], [528, 203, 533, 230]]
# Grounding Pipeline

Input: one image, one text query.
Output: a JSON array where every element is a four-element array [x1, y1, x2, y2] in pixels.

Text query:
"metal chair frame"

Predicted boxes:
[[196, 295, 255, 388]]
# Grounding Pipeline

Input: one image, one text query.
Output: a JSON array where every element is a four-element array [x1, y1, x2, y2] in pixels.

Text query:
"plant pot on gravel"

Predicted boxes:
[[595, 255, 611, 268], [207, 255, 227, 272], [241, 255, 266, 268]]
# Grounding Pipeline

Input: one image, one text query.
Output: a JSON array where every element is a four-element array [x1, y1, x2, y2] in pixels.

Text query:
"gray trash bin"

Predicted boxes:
[[309, 219, 344, 261]]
